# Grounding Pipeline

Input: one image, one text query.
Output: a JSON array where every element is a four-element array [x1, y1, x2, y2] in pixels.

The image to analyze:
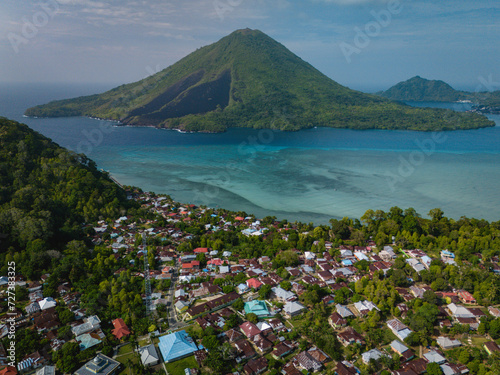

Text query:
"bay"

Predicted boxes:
[[1, 83, 499, 224]]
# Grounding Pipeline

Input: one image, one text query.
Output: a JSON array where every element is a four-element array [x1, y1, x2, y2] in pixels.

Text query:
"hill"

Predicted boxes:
[[25, 29, 494, 132], [377, 76, 468, 102], [0, 117, 134, 252]]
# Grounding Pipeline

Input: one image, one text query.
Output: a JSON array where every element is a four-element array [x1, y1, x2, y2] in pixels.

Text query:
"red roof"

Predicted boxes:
[[194, 247, 208, 253], [0, 367, 17, 375], [235, 216, 245, 221], [246, 278, 263, 289], [112, 318, 131, 339], [208, 259, 225, 266], [182, 263, 193, 269], [240, 321, 261, 338]]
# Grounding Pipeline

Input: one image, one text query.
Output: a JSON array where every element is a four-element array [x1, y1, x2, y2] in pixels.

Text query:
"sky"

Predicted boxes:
[[0, 0, 499, 92]]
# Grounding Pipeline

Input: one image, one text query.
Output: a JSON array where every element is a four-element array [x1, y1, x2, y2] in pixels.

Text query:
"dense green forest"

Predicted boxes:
[[379, 75, 500, 107], [0, 117, 136, 262], [25, 29, 495, 132]]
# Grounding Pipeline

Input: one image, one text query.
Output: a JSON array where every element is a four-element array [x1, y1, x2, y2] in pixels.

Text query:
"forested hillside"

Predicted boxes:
[[0, 117, 134, 259]]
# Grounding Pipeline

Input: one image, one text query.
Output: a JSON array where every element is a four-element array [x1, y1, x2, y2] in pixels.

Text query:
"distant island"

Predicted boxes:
[[378, 76, 500, 114], [25, 29, 494, 132]]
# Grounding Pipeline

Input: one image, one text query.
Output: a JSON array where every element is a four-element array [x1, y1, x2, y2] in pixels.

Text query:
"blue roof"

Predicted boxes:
[[244, 300, 270, 317], [342, 259, 353, 266], [158, 330, 198, 362]]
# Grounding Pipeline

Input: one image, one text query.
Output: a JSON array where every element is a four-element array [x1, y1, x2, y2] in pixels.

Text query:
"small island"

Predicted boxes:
[[378, 75, 500, 114]]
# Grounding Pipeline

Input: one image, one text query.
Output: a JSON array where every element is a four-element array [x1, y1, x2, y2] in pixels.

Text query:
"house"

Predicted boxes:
[[387, 319, 413, 341], [308, 347, 330, 365], [424, 350, 446, 364], [272, 341, 294, 359], [38, 297, 56, 311], [437, 336, 462, 350], [225, 329, 243, 342], [272, 286, 296, 302], [335, 362, 360, 375], [246, 278, 263, 290], [337, 327, 365, 347], [175, 300, 190, 313], [283, 301, 306, 317], [390, 340, 409, 356], [441, 250, 455, 260], [139, 344, 160, 366], [35, 366, 55, 375], [193, 247, 208, 253], [484, 341, 500, 356], [361, 348, 387, 364], [335, 304, 354, 318], [294, 351, 322, 372], [239, 322, 261, 338], [237, 283, 249, 294], [353, 300, 379, 315], [33, 308, 60, 332], [282, 363, 302, 375], [252, 333, 273, 353], [244, 300, 270, 317], [72, 315, 101, 337], [243, 357, 267, 375], [76, 332, 102, 351], [447, 303, 474, 319], [111, 318, 130, 340], [439, 363, 469, 375], [489, 306, 500, 318], [234, 339, 256, 359], [0, 367, 17, 375], [457, 290, 476, 304], [158, 330, 198, 363], [74, 354, 120, 375], [328, 312, 347, 329]]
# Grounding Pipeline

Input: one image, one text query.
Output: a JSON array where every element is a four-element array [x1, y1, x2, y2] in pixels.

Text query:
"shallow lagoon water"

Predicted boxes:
[[1, 83, 499, 224]]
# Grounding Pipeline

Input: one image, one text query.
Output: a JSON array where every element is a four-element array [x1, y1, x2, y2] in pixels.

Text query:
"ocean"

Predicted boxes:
[[1, 82, 499, 224]]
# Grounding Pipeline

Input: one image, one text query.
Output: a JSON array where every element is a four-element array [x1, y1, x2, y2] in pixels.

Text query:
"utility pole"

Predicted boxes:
[[143, 232, 152, 317]]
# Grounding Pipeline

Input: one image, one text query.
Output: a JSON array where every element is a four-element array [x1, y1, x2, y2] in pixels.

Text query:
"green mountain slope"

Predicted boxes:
[[0, 117, 133, 251], [378, 76, 467, 102], [25, 29, 494, 132]]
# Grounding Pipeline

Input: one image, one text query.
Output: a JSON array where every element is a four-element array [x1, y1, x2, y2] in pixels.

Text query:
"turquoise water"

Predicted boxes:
[[1, 83, 499, 224]]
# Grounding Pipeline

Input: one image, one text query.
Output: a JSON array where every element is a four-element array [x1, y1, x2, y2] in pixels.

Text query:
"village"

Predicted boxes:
[[1, 191, 500, 375]]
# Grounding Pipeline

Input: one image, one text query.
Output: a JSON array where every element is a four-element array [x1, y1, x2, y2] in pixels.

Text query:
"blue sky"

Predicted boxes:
[[1, 0, 499, 92]]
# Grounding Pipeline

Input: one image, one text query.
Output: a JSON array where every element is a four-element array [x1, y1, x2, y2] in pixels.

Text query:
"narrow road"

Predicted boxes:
[[166, 260, 189, 331]]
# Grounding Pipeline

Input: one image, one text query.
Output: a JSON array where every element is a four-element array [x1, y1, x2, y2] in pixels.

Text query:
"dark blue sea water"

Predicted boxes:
[[1, 82, 499, 224]]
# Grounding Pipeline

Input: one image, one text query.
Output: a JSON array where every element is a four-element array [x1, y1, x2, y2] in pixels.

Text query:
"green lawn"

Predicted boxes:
[[117, 352, 141, 375], [471, 336, 490, 347], [118, 343, 134, 355], [138, 337, 150, 347], [117, 352, 138, 365], [165, 356, 199, 375]]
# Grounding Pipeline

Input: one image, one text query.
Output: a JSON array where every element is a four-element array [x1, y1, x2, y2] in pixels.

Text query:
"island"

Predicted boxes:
[[378, 76, 500, 115], [24, 29, 495, 132]]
